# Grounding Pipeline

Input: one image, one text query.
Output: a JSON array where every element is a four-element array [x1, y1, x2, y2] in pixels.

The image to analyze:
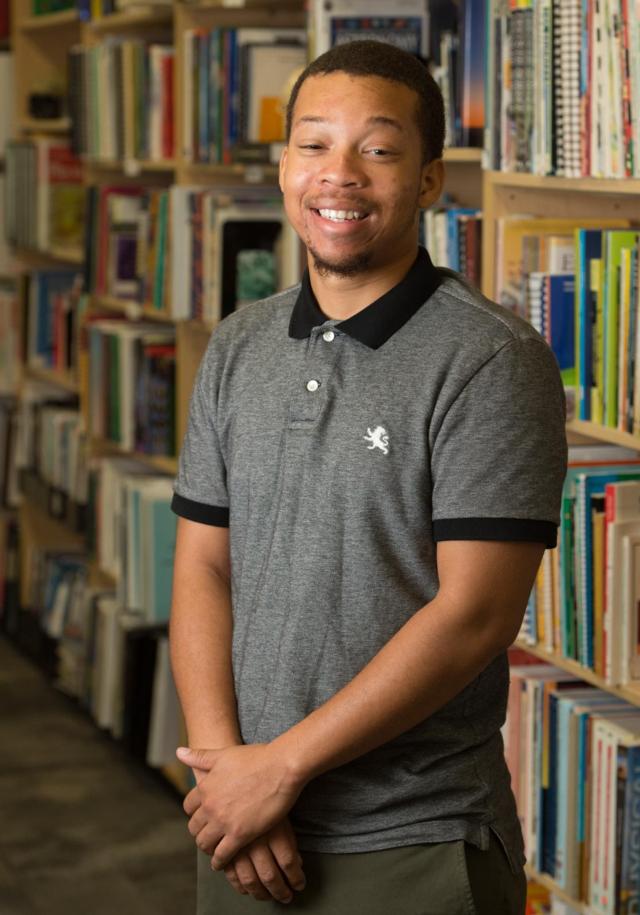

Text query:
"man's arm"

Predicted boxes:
[[170, 517, 306, 904], [179, 538, 545, 867], [169, 516, 241, 750]]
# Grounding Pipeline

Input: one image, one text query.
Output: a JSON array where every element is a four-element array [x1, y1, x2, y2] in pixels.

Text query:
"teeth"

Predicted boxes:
[[318, 208, 363, 221]]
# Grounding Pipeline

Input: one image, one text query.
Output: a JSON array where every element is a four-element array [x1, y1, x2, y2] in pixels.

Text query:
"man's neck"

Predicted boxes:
[[308, 248, 419, 321]]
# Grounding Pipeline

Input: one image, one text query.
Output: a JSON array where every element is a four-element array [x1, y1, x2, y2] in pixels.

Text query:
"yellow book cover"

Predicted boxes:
[[618, 247, 633, 431], [591, 258, 604, 424], [495, 217, 628, 316], [536, 561, 546, 645]]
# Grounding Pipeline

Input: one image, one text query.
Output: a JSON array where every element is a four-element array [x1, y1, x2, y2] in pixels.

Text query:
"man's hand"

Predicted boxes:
[[177, 744, 305, 870], [223, 819, 306, 904]]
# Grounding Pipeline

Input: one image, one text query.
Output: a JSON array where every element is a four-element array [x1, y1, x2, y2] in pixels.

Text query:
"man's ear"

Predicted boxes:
[[418, 158, 445, 210], [279, 146, 288, 194]]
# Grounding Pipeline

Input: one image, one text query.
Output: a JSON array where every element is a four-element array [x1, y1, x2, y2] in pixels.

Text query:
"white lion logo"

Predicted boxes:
[[364, 426, 389, 455]]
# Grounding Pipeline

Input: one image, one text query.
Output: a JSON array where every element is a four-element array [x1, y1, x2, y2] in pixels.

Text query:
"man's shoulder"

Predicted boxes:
[[430, 269, 543, 349]]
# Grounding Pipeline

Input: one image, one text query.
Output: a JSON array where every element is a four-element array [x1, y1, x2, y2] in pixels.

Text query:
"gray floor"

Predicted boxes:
[[0, 635, 197, 915]]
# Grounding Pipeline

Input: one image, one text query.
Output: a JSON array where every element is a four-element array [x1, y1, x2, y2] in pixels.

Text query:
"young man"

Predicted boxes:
[[170, 41, 567, 914]]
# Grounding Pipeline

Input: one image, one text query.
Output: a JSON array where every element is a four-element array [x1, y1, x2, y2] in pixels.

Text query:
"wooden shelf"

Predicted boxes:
[[514, 639, 640, 706], [92, 294, 176, 323], [24, 364, 79, 394], [180, 161, 280, 182], [19, 117, 71, 134], [566, 419, 640, 451], [443, 147, 483, 164], [20, 8, 78, 30], [85, 158, 177, 174], [87, 7, 172, 31], [524, 865, 588, 913], [91, 437, 178, 475], [486, 169, 640, 196], [13, 245, 84, 265]]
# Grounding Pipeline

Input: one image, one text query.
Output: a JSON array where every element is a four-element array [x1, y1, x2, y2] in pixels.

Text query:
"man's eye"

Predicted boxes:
[[299, 144, 323, 150], [368, 148, 391, 157]]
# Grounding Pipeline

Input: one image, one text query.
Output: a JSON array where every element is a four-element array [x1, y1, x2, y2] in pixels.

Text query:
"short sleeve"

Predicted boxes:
[[430, 336, 567, 548], [171, 336, 229, 527]]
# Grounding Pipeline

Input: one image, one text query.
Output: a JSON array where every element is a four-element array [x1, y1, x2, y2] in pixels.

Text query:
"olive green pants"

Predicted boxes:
[[196, 831, 526, 915]]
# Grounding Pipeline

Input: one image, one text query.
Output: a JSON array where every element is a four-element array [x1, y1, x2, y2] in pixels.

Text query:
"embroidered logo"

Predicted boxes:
[[364, 426, 389, 455]]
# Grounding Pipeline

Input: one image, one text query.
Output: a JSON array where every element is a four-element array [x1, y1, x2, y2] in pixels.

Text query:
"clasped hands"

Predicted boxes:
[[177, 743, 307, 905]]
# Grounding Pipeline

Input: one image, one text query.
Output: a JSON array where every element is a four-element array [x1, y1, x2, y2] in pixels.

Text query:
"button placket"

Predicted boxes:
[[289, 328, 341, 425]]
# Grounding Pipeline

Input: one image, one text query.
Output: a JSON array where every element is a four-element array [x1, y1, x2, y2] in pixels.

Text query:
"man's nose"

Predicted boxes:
[[320, 150, 365, 187]]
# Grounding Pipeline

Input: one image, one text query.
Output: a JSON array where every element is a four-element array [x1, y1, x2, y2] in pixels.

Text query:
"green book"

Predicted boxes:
[[604, 231, 640, 427]]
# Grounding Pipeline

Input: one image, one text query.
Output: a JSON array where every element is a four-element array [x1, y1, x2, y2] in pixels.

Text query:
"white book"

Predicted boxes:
[[169, 186, 194, 319], [146, 636, 181, 768], [183, 30, 195, 162]]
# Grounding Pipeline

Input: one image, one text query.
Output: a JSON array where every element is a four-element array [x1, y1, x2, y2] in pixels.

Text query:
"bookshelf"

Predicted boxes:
[[3, 0, 487, 804]]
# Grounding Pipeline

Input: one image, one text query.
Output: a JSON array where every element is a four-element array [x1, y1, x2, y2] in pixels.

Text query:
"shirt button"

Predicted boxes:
[[306, 379, 320, 392], [322, 330, 335, 342]]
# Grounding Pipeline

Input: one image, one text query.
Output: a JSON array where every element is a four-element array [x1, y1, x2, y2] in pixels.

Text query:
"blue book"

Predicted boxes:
[[620, 745, 640, 911], [576, 468, 640, 667], [542, 690, 560, 875], [547, 274, 576, 386], [575, 228, 603, 420], [446, 208, 477, 272]]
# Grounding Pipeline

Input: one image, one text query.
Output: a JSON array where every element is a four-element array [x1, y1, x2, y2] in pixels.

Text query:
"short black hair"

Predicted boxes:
[[285, 39, 445, 164]]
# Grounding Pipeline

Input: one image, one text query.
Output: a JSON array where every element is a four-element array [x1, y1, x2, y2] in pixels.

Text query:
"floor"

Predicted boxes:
[[0, 635, 197, 915]]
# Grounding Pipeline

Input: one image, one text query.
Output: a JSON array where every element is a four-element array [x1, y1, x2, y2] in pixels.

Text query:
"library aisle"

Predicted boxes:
[[0, 635, 195, 915]]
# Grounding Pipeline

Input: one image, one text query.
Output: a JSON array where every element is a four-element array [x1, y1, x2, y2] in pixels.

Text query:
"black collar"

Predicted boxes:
[[288, 247, 442, 350]]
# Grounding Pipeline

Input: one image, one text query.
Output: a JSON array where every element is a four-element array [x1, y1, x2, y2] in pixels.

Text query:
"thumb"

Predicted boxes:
[[176, 746, 214, 769]]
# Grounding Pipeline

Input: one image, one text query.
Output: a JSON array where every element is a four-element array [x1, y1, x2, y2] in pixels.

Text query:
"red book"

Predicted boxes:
[[161, 52, 174, 160]]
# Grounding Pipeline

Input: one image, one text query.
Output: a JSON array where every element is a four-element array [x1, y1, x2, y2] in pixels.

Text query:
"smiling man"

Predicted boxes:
[[169, 41, 567, 915]]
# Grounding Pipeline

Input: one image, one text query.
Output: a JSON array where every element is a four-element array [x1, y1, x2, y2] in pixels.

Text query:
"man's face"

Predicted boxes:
[[279, 71, 442, 278]]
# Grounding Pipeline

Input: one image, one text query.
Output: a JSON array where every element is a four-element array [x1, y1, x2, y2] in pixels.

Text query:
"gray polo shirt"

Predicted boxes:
[[171, 247, 567, 870]]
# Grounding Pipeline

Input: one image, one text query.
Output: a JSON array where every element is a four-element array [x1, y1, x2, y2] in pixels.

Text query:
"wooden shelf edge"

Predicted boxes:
[[513, 639, 640, 705], [24, 364, 79, 393], [19, 117, 71, 134], [87, 7, 172, 31], [524, 865, 588, 913], [19, 496, 86, 549], [19, 8, 78, 30], [91, 438, 178, 475], [91, 294, 177, 323], [486, 169, 640, 195], [443, 147, 483, 164], [13, 245, 83, 265], [566, 419, 640, 451], [85, 157, 176, 173]]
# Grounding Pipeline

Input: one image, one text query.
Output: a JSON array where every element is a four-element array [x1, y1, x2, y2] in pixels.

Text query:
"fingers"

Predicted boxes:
[[183, 786, 201, 817], [227, 846, 294, 904], [223, 861, 250, 897], [268, 824, 306, 894]]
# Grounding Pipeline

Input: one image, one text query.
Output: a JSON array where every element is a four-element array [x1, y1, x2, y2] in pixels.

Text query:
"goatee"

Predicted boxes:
[[311, 248, 372, 279]]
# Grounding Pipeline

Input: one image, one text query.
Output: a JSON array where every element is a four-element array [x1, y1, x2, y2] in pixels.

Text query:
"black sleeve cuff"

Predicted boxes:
[[171, 493, 230, 527], [432, 517, 557, 548]]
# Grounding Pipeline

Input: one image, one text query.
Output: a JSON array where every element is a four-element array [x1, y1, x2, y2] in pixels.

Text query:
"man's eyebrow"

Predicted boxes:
[[293, 115, 405, 132]]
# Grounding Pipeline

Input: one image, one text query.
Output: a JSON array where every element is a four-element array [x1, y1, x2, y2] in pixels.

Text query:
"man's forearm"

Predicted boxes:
[[271, 588, 507, 784], [169, 558, 242, 749]]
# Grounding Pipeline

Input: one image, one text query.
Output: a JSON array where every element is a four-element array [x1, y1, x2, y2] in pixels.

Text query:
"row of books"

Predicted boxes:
[[423, 205, 482, 288], [485, 0, 640, 178], [182, 27, 306, 165], [4, 139, 85, 254], [84, 183, 300, 321], [520, 444, 640, 686], [15, 381, 86, 511], [26, 270, 83, 376], [494, 216, 640, 431], [87, 320, 176, 457], [91, 459, 177, 625], [504, 663, 640, 913], [68, 42, 175, 163]]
